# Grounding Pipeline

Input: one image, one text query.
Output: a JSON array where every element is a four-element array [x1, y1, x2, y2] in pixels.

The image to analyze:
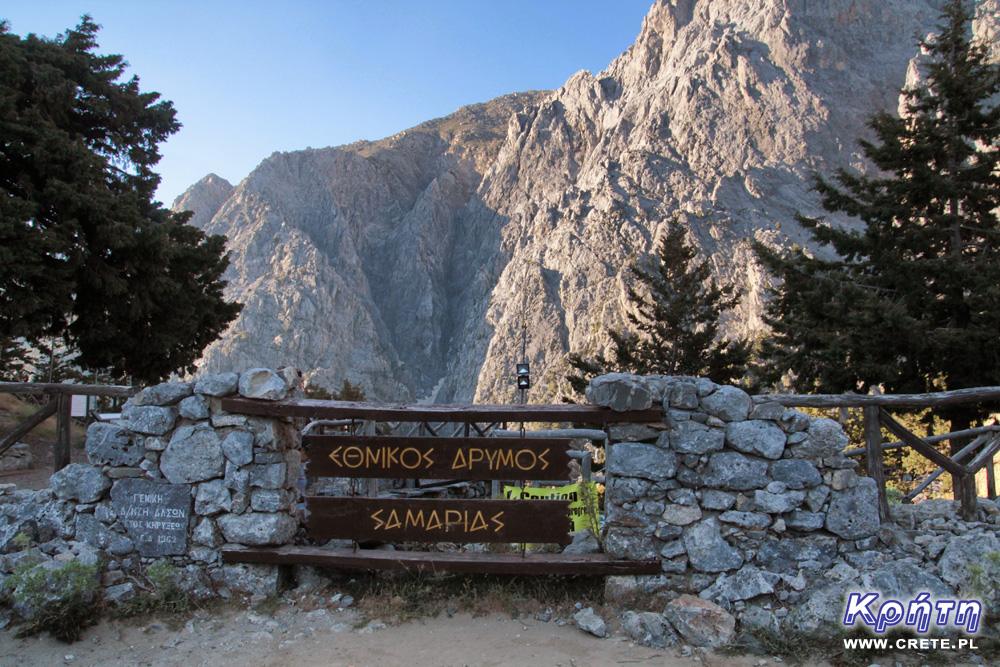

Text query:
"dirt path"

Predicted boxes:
[[0, 606, 820, 667]]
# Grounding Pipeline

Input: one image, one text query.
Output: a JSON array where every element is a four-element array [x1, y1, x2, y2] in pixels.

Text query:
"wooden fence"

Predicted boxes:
[[759, 386, 1000, 521], [0, 381, 137, 472]]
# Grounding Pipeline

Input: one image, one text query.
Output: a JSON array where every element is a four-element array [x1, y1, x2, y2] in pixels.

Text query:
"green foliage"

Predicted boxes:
[[9, 560, 100, 642], [567, 225, 750, 395], [10, 532, 32, 551], [0, 17, 241, 383], [755, 0, 1000, 431], [114, 561, 192, 619]]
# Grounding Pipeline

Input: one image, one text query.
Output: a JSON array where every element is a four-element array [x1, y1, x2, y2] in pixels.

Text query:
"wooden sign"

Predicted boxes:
[[305, 497, 573, 544], [304, 435, 572, 480]]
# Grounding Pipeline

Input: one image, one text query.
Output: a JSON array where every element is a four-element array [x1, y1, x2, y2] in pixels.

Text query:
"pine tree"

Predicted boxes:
[[567, 226, 750, 395], [755, 0, 1000, 429], [0, 18, 241, 383]]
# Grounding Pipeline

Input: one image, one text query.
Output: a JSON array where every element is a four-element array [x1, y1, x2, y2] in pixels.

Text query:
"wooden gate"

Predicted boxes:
[[221, 397, 661, 575]]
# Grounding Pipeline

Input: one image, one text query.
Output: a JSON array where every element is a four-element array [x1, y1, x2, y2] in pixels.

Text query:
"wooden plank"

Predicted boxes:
[[753, 386, 1000, 409], [878, 409, 967, 476], [964, 435, 1000, 475], [305, 435, 572, 480], [54, 393, 71, 472], [306, 497, 573, 544], [0, 399, 58, 457], [221, 545, 662, 575], [0, 381, 136, 398], [221, 397, 662, 424], [863, 407, 889, 523], [902, 434, 990, 502]]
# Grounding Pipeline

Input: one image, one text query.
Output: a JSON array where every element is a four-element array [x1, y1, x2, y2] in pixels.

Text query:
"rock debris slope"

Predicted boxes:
[[174, 0, 998, 403]]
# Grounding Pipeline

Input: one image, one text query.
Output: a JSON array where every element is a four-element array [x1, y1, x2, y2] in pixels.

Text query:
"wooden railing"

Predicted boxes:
[[0, 381, 137, 472], [756, 387, 1000, 521]]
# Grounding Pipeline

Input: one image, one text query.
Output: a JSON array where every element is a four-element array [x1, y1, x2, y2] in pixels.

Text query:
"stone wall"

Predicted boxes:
[[0, 368, 303, 617], [4, 368, 999, 642], [589, 373, 1000, 640]]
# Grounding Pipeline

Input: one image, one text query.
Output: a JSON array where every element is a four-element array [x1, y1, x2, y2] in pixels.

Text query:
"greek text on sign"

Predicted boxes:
[[306, 497, 573, 544], [110, 478, 191, 557], [305, 436, 572, 480]]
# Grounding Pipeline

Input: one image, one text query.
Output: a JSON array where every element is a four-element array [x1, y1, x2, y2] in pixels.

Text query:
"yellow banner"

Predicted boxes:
[[503, 482, 599, 532]]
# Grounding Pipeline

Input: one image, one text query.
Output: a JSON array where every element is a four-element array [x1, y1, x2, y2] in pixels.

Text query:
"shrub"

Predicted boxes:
[[9, 560, 100, 642]]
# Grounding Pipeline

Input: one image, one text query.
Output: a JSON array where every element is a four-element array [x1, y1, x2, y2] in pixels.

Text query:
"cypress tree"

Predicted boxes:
[[0, 18, 241, 382], [568, 225, 750, 394], [755, 0, 1000, 430]]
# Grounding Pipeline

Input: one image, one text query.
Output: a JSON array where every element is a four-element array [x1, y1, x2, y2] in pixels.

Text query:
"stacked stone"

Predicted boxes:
[[589, 373, 999, 639], [0, 443, 31, 472], [0, 368, 302, 613]]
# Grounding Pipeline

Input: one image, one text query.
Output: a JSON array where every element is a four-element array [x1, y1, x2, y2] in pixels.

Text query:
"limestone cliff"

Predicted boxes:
[[174, 0, 998, 403]]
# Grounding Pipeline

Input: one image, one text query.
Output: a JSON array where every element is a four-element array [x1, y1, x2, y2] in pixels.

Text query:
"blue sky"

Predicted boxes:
[[4, 1, 654, 205]]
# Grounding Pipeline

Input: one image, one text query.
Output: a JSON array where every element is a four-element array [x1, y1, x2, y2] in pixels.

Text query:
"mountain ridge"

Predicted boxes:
[[173, 0, 999, 403]]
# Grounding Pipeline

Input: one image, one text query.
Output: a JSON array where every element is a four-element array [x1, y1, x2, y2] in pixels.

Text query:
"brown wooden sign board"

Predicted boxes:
[[306, 497, 573, 544], [304, 435, 572, 480]]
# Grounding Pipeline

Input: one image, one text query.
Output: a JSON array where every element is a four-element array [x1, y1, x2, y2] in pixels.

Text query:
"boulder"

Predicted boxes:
[[662, 421, 725, 455], [825, 477, 880, 539], [239, 368, 289, 401], [702, 451, 769, 490], [50, 464, 111, 504], [788, 417, 848, 458], [194, 372, 240, 397], [608, 442, 677, 481], [178, 395, 210, 420], [133, 382, 193, 407], [217, 512, 297, 546], [700, 386, 751, 422], [125, 406, 177, 436], [85, 422, 141, 467], [725, 420, 786, 460], [622, 610, 678, 648], [769, 459, 822, 489], [663, 595, 736, 647], [586, 373, 654, 411], [573, 607, 607, 638], [700, 564, 775, 603], [683, 518, 743, 573], [221, 430, 255, 467], [160, 426, 225, 484]]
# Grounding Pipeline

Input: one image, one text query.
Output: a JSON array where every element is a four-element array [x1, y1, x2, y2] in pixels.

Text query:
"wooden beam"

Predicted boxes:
[[221, 546, 662, 575], [305, 435, 572, 480], [903, 434, 990, 502], [964, 435, 1000, 475], [221, 397, 662, 424], [0, 399, 58, 457], [863, 407, 889, 522], [878, 409, 967, 476], [306, 497, 573, 545], [0, 382, 136, 398], [754, 386, 1000, 409]]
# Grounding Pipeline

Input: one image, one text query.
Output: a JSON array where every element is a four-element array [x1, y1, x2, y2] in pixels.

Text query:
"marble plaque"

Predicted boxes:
[[111, 478, 192, 557]]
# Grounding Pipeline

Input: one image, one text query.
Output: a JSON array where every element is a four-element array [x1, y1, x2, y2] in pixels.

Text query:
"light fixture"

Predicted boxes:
[[516, 363, 530, 390]]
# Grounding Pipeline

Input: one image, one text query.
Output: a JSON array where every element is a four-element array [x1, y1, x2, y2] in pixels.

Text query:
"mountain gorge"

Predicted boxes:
[[174, 0, 1000, 403]]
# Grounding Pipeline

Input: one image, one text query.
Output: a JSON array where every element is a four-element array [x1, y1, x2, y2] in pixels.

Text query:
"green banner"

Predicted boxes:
[[503, 481, 599, 533]]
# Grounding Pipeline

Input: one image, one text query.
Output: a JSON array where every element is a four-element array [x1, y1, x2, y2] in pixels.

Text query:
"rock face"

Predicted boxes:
[[176, 1, 996, 402]]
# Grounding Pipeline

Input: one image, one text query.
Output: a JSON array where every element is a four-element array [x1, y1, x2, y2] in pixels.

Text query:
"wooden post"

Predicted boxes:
[[988, 456, 997, 500], [960, 473, 978, 521], [54, 393, 72, 472], [864, 406, 890, 522]]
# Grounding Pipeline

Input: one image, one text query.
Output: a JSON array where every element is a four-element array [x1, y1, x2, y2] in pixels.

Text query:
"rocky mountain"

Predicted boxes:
[[174, 0, 1000, 404]]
